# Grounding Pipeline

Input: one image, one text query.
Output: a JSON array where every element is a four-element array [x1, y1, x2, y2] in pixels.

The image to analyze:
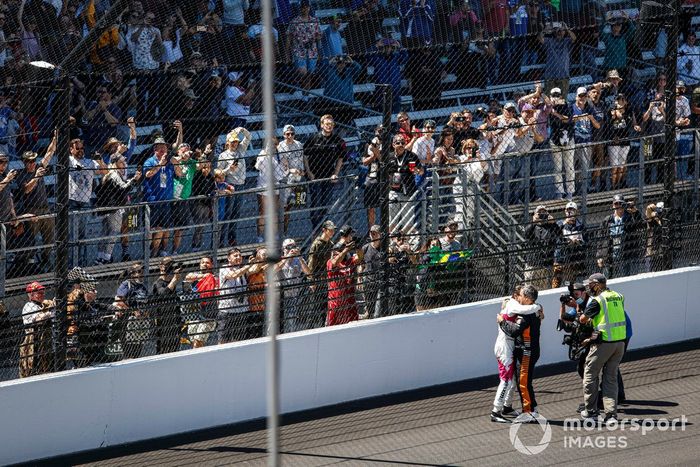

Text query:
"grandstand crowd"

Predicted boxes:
[[1, 0, 700, 376]]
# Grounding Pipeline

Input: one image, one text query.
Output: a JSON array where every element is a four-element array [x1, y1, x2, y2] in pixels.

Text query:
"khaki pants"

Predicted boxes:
[[583, 340, 625, 415]]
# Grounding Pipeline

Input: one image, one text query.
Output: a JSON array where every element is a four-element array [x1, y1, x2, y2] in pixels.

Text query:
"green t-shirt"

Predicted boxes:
[[173, 158, 197, 200]]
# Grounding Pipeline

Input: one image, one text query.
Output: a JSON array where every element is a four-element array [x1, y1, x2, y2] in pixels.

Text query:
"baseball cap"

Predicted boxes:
[[587, 273, 607, 284], [153, 136, 168, 146], [521, 103, 535, 112], [26, 281, 45, 293], [571, 282, 586, 291], [504, 102, 517, 110], [226, 130, 242, 143], [677, 80, 686, 89], [322, 220, 336, 230], [283, 124, 295, 134], [535, 204, 548, 213], [369, 224, 381, 233], [550, 87, 562, 96], [612, 194, 625, 204], [392, 134, 405, 144], [656, 201, 665, 210], [282, 238, 297, 249], [178, 142, 191, 150], [565, 201, 578, 210], [576, 86, 588, 96], [228, 71, 241, 82], [338, 224, 354, 236]]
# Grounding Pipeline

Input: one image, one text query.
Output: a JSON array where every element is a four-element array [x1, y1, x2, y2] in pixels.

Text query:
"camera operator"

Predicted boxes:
[[326, 227, 364, 326], [524, 205, 562, 290], [151, 258, 184, 354], [113, 263, 149, 359]]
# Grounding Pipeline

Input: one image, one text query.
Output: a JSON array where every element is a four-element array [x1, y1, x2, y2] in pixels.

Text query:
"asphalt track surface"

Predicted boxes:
[[41, 339, 700, 467]]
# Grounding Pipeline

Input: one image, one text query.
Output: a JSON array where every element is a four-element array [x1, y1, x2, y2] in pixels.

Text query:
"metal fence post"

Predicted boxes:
[[638, 140, 645, 207], [523, 154, 531, 219], [474, 182, 482, 248], [143, 205, 151, 290], [574, 146, 593, 223], [431, 170, 440, 233], [694, 130, 700, 209], [0, 224, 5, 298], [212, 194, 220, 266], [504, 157, 511, 208]]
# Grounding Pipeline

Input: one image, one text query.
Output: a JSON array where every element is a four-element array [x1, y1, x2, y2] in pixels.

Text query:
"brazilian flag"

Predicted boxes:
[[428, 246, 473, 272]]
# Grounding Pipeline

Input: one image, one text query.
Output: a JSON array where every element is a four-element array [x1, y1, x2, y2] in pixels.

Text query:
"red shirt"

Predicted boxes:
[[326, 257, 357, 310], [482, 0, 509, 35], [197, 273, 219, 302]]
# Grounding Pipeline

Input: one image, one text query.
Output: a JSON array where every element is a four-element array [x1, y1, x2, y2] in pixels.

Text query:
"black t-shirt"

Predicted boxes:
[[191, 170, 216, 200], [549, 102, 573, 146], [14, 168, 49, 214], [609, 106, 633, 145], [303, 131, 346, 179], [387, 150, 421, 196], [152, 278, 181, 319]]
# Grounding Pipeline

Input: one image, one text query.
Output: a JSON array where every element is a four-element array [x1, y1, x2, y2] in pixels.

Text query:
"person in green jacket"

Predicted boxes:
[[600, 13, 637, 74]]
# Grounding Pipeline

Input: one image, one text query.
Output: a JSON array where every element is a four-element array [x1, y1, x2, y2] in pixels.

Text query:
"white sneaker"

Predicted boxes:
[[512, 412, 537, 424]]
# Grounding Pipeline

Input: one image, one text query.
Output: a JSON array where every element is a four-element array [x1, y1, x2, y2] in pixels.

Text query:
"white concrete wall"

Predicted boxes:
[[2, 266, 699, 465]]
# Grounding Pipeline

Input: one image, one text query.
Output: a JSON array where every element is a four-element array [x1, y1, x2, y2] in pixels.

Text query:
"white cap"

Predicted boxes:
[[656, 201, 665, 209], [550, 87, 562, 95], [282, 238, 297, 249], [576, 86, 588, 96], [283, 124, 295, 134], [565, 201, 578, 210]]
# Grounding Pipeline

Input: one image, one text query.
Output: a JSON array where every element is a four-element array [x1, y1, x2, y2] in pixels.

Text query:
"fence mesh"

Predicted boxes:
[[0, 0, 699, 380]]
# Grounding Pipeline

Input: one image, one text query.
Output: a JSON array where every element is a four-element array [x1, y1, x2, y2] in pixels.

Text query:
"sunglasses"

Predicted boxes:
[[398, 118, 409, 123], [393, 141, 404, 146], [285, 132, 295, 135]]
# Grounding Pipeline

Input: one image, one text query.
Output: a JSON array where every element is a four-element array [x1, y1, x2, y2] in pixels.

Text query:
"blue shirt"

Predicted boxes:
[[369, 49, 407, 94], [143, 155, 174, 202], [320, 27, 343, 59], [571, 103, 593, 143], [323, 61, 361, 104]]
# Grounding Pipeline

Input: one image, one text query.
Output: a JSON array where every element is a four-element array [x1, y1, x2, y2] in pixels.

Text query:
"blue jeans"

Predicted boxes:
[[505, 158, 527, 205], [309, 180, 334, 229], [69, 200, 90, 267]]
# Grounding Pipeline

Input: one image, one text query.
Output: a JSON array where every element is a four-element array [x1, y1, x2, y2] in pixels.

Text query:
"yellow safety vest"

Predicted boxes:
[[592, 289, 627, 342]]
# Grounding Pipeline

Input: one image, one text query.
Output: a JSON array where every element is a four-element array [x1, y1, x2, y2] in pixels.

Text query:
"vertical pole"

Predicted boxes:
[[142, 206, 151, 291], [504, 158, 511, 208], [431, 170, 440, 234], [379, 84, 392, 318], [0, 224, 5, 297], [261, 0, 279, 464], [474, 181, 481, 247], [662, 0, 679, 271], [638, 140, 645, 207], [54, 76, 70, 372], [580, 147, 589, 225], [694, 130, 699, 208], [523, 154, 530, 220], [211, 195, 220, 266]]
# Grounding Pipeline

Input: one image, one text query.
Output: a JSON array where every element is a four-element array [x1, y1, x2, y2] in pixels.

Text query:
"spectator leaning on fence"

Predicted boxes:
[[19, 281, 55, 378], [277, 124, 305, 235], [304, 114, 346, 229], [143, 134, 182, 257], [326, 234, 363, 326], [218, 247, 251, 344], [69, 137, 107, 264], [172, 142, 198, 254], [13, 130, 56, 268], [388, 133, 423, 230], [217, 126, 251, 247], [306, 220, 336, 330], [95, 151, 142, 265], [278, 238, 311, 333]]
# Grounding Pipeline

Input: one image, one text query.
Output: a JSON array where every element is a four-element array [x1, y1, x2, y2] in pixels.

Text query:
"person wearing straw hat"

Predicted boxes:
[[14, 130, 57, 269]]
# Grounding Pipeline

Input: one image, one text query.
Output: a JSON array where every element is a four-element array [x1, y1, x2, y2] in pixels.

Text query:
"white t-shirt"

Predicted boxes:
[[224, 85, 250, 117], [218, 148, 248, 186], [22, 301, 53, 325], [413, 136, 435, 165], [69, 156, 97, 203], [255, 149, 285, 190], [277, 139, 304, 177], [218, 266, 249, 313]]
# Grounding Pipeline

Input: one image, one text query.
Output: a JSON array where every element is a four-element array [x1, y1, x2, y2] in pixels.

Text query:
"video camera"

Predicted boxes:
[[557, 282, 593, 361]]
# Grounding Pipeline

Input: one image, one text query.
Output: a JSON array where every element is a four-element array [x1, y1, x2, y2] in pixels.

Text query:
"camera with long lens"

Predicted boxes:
[[557, 282, 592, 360]]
